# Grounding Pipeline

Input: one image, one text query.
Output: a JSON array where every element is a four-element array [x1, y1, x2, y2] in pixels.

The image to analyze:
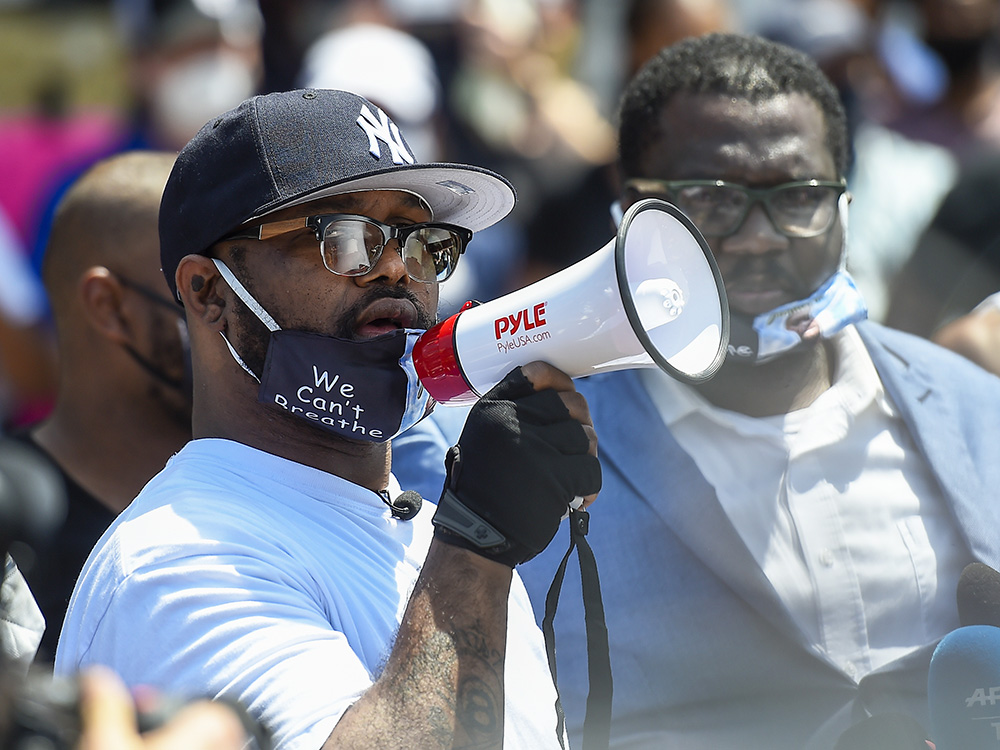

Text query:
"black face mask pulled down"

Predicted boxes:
[[258, 328, 432, 442], [212, 259, 433, 443], [123, 317, 193, 402]]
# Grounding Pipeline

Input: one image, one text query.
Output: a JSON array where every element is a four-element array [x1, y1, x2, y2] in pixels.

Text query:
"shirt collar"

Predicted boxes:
[[639, 324, 897, 428]]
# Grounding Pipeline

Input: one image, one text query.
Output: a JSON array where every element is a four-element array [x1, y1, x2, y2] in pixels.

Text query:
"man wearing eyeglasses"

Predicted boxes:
[[512, 32, 1000, 750], [54, 89, 601, 750]]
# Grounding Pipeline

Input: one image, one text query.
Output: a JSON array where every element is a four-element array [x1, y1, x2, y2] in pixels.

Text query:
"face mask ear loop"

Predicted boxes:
[[837, 191, 850, 272], [211, 257, 279, 384], [212, 258, 281, 332], [218, 332, 260, 383]]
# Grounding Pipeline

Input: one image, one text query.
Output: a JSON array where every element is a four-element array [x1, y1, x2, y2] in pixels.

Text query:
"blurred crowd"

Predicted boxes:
[[1, 0, 999, 432], [1, 2, 1000, 747]]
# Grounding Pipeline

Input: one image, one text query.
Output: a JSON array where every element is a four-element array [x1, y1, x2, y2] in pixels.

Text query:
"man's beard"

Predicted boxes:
[[232, 286, 437, 378]]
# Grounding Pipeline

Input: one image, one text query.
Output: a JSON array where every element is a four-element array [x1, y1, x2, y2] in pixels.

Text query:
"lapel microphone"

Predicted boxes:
[[385, 490, 423, 521]]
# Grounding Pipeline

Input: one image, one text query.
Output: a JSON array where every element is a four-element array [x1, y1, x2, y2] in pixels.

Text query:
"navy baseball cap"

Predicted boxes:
[[159, 88, 516, 300]]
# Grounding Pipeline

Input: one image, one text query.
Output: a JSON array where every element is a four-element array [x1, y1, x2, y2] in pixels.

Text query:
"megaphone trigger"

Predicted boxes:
[[413, 198, 730, 406]]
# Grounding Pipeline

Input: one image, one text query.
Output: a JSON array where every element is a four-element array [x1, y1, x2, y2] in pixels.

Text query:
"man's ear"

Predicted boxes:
[[79, 266, 130, 344], [176, 255, 227, 327]]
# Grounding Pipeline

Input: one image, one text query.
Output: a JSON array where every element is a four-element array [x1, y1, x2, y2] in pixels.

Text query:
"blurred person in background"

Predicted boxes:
[[519, 0, 734, 288], [297, 2, 445, 163], [510, 32, 1000, 749], [625, 0, 734, 79], [0, 204, 56, 430], [392, 0, 735, 521], [0, 70, 122, 260], [0, 663, 255, 750], [112, 0, 264, 153], [881, 0, 1000, 159], [71, 667, 252, 750], [871, 0, 1000, 338], [8, 151, 191, 664], [930, 290, 1000, 374], [3, 1, 260, 438], [25, 0, 264, 280], [2, 440, 248, 750], [885, 151, 1000, 339], [427, 0, 618, 293], [759, 0, 961, 324], [1, 437, 63, 671]]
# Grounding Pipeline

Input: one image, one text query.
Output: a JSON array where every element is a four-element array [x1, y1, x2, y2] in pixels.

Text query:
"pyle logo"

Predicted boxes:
[[357, 104, 414, 165], [494, 302, 547, 340], [966, 686, 1000, 707]]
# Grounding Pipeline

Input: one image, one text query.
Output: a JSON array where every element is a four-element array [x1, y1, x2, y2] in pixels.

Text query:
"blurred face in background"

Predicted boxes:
[[128, 4, 263, 150], [626, 0, 732, 77], [919, 0, 1000, 76]]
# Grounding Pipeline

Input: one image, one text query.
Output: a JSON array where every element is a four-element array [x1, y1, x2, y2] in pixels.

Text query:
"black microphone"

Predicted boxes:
[[927, 625, 1000, 750], [387, 490, 423, 521], [958, 562, 1000, 628]]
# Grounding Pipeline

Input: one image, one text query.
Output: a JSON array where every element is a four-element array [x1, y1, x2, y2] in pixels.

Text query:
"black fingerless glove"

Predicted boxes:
[[431, 367, 602, 567]]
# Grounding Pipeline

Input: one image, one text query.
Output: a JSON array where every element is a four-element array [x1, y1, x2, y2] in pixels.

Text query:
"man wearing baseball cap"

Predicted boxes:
[[54, 89, 601, 750]]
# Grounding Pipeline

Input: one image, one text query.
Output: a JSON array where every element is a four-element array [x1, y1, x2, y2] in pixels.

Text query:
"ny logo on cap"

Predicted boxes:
[[357, 104, 415, 165]]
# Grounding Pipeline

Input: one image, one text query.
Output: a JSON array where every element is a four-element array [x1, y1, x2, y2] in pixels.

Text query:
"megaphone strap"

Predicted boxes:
[[543, 510, 613, 750]]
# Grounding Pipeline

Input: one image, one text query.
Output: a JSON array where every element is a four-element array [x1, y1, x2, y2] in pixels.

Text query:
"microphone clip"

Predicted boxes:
[[379, 489, 423, 521]]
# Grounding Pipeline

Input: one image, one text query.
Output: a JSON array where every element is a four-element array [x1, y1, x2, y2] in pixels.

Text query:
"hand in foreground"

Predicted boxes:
[[432, 361, 601, 567], [77, 667, 250, 750]]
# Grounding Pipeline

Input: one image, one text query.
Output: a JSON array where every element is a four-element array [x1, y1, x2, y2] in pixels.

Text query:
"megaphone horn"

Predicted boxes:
[[414, 198, 730, 405]]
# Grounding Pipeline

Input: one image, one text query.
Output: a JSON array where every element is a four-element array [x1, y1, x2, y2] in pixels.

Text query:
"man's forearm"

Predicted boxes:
[[324, 541, 512, 749]]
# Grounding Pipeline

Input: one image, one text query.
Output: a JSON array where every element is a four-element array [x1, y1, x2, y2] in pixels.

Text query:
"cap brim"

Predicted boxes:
[[251, 163, 516, 233]]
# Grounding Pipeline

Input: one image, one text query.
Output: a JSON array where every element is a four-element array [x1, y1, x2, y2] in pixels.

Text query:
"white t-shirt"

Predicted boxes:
[[55, 439, 562, 750]]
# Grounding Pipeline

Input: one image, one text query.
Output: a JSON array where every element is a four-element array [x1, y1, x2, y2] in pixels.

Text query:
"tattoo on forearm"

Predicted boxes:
[[382, 620, 505, 748], [453, 625, 503, 746], [457, 676, 498, 736]]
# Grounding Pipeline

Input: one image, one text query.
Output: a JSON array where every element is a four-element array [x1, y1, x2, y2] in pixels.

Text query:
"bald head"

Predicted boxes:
[[43, 151, 176, 326], [29, 150, 194, 523]]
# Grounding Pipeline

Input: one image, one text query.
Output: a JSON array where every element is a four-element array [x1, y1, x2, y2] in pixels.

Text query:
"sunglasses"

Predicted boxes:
[[224, 213, 473, 283]]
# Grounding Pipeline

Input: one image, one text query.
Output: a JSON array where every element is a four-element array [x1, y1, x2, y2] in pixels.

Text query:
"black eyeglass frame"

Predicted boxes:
[[223, 213, 473, 283], [623, 178, 849, 239], [113, 272, 185, 315]]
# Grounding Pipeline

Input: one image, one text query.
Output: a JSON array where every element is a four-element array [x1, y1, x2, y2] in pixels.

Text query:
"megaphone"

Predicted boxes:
[[414, 198, 730, 405]]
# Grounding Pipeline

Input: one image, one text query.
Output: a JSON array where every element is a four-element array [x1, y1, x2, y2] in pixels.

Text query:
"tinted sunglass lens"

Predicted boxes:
[[404, 227, 461, 282], [322, 220, 382, 275]]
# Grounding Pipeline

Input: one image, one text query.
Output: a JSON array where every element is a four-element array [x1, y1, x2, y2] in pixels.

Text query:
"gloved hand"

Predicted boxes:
[[431, 362, 601, 567]]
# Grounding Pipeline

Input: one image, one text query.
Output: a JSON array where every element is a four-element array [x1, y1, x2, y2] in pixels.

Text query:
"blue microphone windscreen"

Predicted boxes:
[[928, 625, 1000, 750]]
